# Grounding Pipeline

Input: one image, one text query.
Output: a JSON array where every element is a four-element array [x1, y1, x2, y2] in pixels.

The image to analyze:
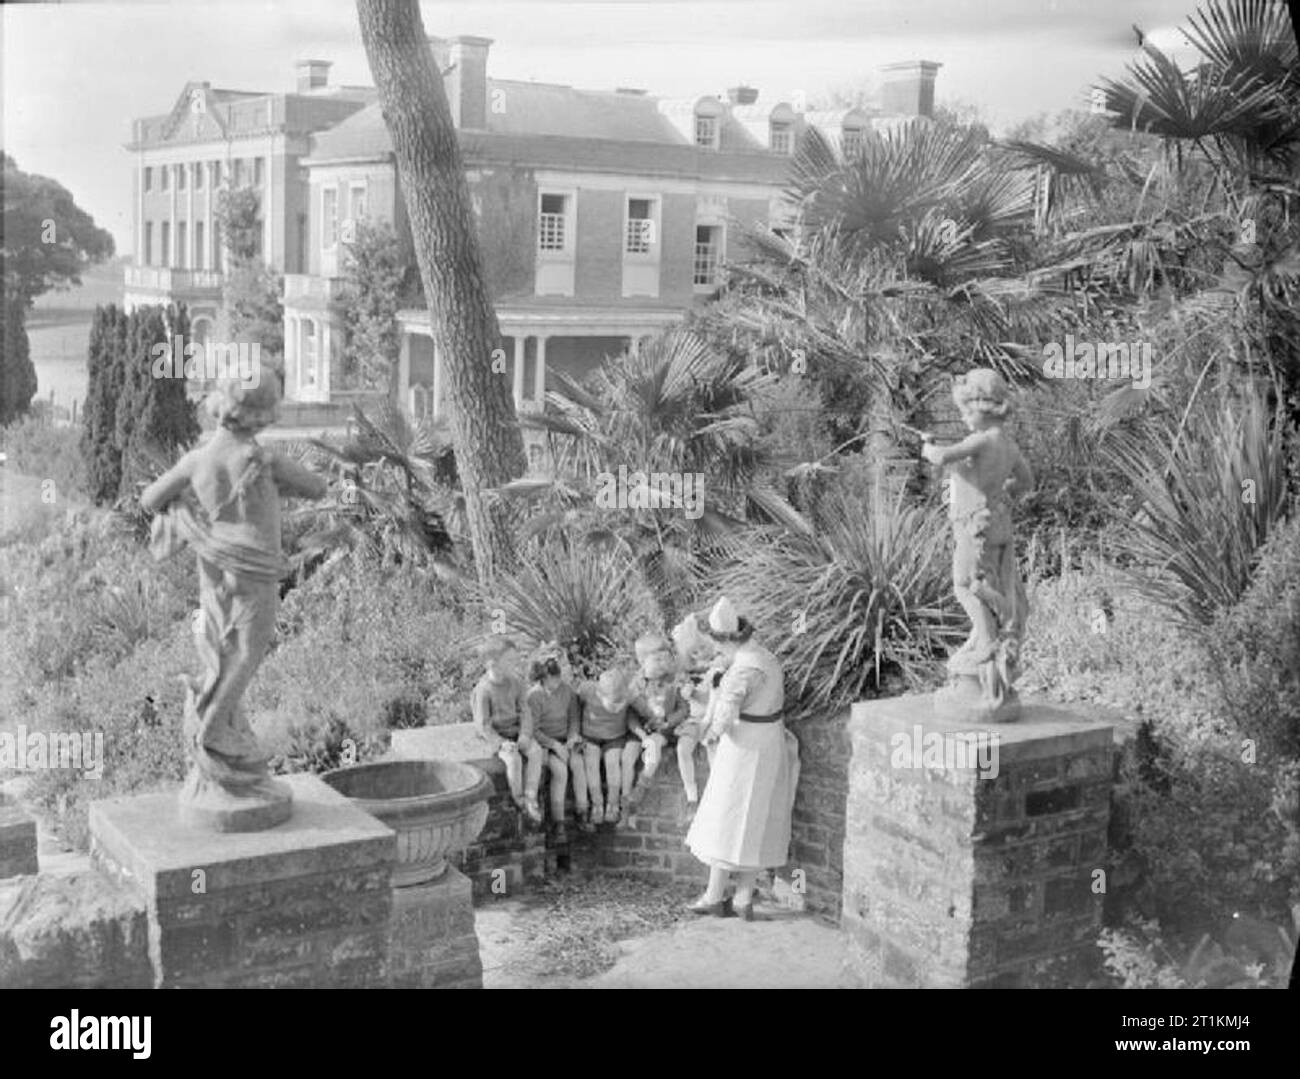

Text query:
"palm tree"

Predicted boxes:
[[492, 329, 799, 625], [701, 115, 1073, 505], [296, 402, 463, 578]]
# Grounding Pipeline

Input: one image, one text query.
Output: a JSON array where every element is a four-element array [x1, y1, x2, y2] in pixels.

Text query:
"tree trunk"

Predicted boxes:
[[356, 0, 526, 586]]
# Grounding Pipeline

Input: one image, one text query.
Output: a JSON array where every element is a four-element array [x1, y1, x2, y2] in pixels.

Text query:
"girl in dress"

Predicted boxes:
[[683, 598, 801, 920]]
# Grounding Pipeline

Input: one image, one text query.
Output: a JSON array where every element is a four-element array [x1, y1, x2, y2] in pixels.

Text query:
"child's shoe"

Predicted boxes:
[[577, 812, 597, 834], [591, 804, 606, 825], [605, 802, 621, 824], [524, 796, 543, 825]]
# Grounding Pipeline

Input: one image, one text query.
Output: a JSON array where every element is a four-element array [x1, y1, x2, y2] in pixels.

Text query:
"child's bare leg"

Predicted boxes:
[[546, 751, 568, 823], [677, 735, 699, 801], [522, 739, 545, 804], [498, 743, 524, 804], [569, 748, 589, 816], [620, 739, 642, 800], [583, 742, 604, 816], [604, 746, 623, 815]]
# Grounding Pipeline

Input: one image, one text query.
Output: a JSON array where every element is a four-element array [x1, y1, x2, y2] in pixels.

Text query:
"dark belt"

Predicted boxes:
[[739, 712, 783, 724]]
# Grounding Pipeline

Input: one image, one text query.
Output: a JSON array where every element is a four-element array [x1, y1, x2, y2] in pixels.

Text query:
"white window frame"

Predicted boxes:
[[770, 122, 793, 154], [842, 127, 864, 158], [537, 189, 575, 257], [622, 194, 660, 260], [342, 181, 367, 244], [694, 114, 719, 149], [301, 318, 318, 389], [322, 186, 339, 250], [693, 222, 725, 291]]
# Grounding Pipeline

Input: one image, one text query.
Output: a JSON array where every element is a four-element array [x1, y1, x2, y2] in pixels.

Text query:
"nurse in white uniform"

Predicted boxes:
[[684, 597, 801, 920]]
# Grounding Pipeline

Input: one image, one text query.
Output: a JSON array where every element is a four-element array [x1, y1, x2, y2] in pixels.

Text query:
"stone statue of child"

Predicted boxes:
[[142, 375, 328, 830], [921, 368, 1033, 722]]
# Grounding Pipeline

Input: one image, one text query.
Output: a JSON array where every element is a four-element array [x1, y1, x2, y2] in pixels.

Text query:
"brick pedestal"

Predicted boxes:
[[843, 695, 1114, 988], [0, 799, 39, 880], [388, 867, 482, 988], [88, 773, 396, 988]]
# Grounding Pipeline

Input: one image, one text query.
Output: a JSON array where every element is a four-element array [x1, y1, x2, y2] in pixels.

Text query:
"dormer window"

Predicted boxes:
[[693, 97, 723, 149], [695, 115, 718, 148], [770, 122, 793, 154]]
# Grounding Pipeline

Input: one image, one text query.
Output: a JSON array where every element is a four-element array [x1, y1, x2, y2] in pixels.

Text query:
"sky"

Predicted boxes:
[[2, 0, 1210, 254]]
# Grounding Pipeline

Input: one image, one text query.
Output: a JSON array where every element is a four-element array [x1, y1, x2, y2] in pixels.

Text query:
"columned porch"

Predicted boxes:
[[395, 305, 682, 473]]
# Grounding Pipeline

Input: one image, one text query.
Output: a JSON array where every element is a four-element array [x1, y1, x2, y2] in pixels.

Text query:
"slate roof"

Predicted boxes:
[[305, 78, 787, 183]]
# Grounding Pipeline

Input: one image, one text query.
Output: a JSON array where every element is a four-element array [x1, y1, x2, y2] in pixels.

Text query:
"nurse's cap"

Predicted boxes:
[[707, 596, 739, 637]]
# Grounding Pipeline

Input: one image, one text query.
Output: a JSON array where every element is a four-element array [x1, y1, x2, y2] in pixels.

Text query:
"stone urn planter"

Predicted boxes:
[[322, 760, 492, 887]]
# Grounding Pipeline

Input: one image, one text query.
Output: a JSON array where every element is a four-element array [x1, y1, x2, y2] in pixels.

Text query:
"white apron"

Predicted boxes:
[[685, 642, 800, 871]]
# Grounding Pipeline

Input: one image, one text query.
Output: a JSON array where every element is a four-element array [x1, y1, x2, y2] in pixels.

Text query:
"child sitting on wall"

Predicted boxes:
[[525, 656, 583, 842], [670, 612, 724, 820], [625, 636, 689, 812], [471, 637, 545, 824], [575, 668, 644, 826]]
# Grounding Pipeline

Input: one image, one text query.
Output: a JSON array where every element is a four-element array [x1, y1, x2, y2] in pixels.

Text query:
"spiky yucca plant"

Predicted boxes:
[[711, 484, 965, 717], [478, 539, 661, 681], [1104, 386, 1290, 631]]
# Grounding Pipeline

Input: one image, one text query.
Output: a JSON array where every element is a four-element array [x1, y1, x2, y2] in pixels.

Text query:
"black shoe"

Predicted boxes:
[[686, 896, 735, 918]]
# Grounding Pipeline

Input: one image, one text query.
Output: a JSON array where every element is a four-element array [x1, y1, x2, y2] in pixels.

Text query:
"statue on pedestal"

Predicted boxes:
[[142, 376, 328, 831], [921, 369, 1033, 723]]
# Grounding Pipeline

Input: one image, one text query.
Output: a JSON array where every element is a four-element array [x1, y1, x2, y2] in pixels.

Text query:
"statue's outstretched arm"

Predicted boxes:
[[141, 452, 195, 513], [927, 430, 989, 467], [270, 453, 328, 500]]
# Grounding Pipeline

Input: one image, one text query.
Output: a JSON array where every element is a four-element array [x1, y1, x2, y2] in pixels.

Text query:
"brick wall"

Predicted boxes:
[[781, 709, 851, 920], [392, 724, 716, 897], [0, 870, 152, 989]]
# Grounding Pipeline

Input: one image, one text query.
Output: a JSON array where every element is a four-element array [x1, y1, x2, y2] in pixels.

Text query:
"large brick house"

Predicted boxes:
[[122, 62, 375, 344], [282, 37, 940, 463], [123, 38, 940, 450]]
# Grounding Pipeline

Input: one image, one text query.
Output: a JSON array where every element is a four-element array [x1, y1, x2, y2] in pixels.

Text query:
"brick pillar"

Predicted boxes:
[[89, 773, 395, 988], [387, 867, 483, 988], [842, 696, 1113, 987]]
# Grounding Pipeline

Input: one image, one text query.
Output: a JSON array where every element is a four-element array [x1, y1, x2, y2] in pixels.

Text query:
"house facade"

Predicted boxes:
[[122, 61, 374, 345], [122, 38, 940, 450], [282, 37, 941, 465]]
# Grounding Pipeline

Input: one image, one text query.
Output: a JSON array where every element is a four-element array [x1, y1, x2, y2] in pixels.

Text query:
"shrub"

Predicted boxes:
[[20, 621, 194, 851], [1103, 389, 1290, 632], [710, 482, 963, 716], [0, 414, 87, 500], [479, 539, 661, 681], [250, 554, 478, 751], [0, 507, 194, 718], [1207, 512, 1300, 760]]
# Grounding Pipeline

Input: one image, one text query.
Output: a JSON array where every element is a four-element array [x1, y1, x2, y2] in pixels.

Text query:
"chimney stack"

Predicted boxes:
[[427, 35, 452, 72], [295, 59, 332, 94], [444, 35, 493, 130], [727, 85, 759, 106], [879, 60, 941, 118]]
